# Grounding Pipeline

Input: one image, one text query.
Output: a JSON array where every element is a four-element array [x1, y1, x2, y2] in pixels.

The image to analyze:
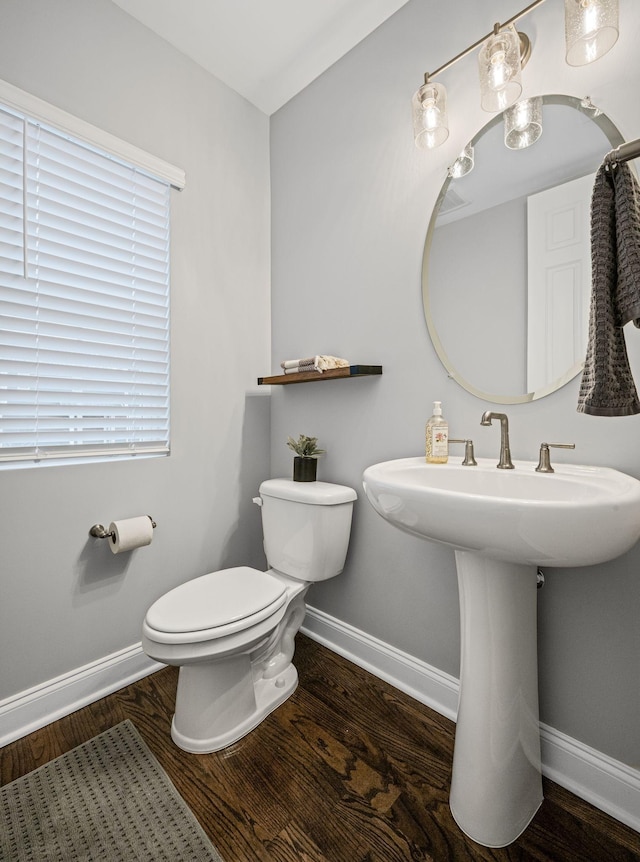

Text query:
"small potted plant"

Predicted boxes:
[[287, 434, 325, 482]]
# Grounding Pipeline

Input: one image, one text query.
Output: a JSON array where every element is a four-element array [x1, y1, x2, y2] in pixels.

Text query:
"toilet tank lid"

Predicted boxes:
[[260, 479, 357, 505]]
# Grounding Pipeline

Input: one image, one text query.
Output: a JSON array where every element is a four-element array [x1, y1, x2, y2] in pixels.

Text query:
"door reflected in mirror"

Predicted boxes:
[[422, 95, 624, 404]]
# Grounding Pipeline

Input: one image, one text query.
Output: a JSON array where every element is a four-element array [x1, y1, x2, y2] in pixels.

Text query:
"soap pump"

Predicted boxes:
[[426, 401, 449, 464]]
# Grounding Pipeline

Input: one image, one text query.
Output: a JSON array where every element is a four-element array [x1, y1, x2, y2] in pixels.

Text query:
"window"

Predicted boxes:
[[0, 83, 183, 464]]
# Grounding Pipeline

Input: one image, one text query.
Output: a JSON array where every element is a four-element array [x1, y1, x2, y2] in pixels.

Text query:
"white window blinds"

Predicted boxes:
[[0, 106, 171, 463]]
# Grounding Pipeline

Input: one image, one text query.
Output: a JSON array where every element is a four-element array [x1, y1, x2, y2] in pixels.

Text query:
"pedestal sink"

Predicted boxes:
[[362, 456, 640, 847]]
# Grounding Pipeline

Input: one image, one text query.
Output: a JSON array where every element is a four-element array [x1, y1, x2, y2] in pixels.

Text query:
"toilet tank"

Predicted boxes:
[[258, 479, 357, 582]]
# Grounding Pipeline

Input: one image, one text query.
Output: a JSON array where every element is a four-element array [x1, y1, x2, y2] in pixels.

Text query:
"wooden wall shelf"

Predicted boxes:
[[258, 365, 382, 386]]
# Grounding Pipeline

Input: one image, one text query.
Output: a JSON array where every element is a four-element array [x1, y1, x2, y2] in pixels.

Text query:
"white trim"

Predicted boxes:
[[0, 644, 163, 748], [301, 605, 640, 835], [0, 77, 185, 190], [301, 604, 459, 721], [540, 723, 640, 834]]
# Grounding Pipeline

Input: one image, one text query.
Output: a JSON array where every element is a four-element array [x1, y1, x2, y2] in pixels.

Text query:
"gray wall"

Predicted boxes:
[[0, 0, 271, 697], [270, 0, 640, 767]]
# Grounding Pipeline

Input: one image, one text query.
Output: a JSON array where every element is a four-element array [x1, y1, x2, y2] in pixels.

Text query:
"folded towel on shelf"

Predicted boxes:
[[577, 161, 640, 416], [281, 357, 316, 369], [280, 355, 350, 373], [284, 365, 321, 375]]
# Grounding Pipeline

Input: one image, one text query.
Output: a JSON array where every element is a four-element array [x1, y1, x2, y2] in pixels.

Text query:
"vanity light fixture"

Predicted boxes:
[[412, 78, 449, 149], [504, 96, 543, 149], [478, 24, 525, 112], [413, 0, 621, 150], [448, 144, 475, 177], [565, 0, 619, 66]]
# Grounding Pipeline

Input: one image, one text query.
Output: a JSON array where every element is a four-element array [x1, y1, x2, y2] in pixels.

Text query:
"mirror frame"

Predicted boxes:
[[422, 94, 624, 404]]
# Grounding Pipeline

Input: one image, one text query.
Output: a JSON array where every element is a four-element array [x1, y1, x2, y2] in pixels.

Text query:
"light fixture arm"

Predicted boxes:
[[424, 0, 546, 81]]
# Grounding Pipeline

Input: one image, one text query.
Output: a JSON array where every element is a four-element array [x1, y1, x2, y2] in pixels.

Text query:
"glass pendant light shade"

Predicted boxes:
[[412, 81, 449, 149], [478, 25, 522, 113], [504, 97, 543, 149], [565, 0, 619, 66], [448, 144, 475, 177]]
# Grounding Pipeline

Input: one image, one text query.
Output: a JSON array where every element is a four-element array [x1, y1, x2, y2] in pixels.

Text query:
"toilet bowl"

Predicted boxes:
[[142, 479, 356, 753]]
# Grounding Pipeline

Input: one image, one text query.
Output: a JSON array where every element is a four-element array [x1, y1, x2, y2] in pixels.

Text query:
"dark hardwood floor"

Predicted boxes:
[[2, 635, 639, 861]]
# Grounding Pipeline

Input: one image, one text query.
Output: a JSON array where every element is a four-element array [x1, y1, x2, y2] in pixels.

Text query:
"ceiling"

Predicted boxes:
[[110, 0, 412, 115]]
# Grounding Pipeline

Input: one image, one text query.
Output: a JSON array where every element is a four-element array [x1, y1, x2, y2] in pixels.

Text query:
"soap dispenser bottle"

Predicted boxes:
[[426, 401, 449, 464]]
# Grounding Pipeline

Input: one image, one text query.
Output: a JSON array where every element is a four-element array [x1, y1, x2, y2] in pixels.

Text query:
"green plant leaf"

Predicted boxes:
[[286, 434, 325, 457]]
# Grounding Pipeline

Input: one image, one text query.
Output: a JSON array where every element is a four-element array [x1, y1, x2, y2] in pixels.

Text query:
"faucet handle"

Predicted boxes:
[[449, 438, 478, 466], [535, 442, 575, 473]]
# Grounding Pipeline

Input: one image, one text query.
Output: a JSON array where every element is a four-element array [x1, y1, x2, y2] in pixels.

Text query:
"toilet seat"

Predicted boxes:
[[144, 566, 287, 645]]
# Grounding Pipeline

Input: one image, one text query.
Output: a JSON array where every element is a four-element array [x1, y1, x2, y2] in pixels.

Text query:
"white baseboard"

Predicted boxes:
[[301, 605, 640, 835], [540, 722, 640, 834], [301, 604, 460, 721], [0, 644, 163, 748]]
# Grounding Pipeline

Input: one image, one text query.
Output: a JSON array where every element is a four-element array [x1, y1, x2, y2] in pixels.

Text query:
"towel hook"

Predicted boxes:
[[604, 148, 619, 173]]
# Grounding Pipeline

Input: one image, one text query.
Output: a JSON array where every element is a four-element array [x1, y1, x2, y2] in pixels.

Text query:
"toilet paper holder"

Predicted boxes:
[[89, 515, 157, 539]]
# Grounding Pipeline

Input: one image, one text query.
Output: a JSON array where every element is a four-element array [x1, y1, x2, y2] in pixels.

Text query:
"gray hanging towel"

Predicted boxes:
[[577, 160, 640, 416]]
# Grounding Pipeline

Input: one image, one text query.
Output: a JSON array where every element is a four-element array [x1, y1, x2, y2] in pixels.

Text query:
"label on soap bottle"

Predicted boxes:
[[427, 425, 448, 461], [426, 400, 448, 463]]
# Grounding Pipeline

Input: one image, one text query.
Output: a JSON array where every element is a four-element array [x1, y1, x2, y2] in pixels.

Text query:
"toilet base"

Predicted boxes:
[[170, 663, 298, 753]]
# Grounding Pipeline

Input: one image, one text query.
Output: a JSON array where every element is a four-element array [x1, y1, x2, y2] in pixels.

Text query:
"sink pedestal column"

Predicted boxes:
[[450, 551, 543, 848]]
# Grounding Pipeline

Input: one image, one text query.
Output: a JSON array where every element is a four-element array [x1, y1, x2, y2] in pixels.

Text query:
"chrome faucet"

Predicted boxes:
[[480, 411, 514, 469]]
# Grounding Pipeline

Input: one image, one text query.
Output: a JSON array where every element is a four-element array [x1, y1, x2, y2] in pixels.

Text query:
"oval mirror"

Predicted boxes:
[[422, 95, 624, 404]]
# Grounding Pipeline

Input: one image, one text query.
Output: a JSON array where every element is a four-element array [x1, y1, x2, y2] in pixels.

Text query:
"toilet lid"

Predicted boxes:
[[145, 566, 287, 634]]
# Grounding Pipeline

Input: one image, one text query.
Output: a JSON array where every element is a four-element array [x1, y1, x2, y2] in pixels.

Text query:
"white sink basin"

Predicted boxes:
[[362, 456, 640, 567], [362, 454, 640, 847]]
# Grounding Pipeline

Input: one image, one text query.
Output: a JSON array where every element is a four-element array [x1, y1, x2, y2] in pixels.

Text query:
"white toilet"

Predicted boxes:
[[142, 478, 357, 753]]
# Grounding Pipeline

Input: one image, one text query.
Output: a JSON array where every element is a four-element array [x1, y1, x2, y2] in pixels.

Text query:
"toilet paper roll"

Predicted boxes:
[[108, 516, 154, 554]]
